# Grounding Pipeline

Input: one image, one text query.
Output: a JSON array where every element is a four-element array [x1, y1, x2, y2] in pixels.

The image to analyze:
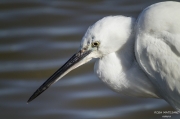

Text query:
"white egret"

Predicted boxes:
[[28, 1, 180, 110]]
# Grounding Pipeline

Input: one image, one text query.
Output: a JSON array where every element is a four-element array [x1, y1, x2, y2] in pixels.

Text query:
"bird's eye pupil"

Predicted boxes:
[[92, 41, 100, 47], [94, 42, 98, 46]]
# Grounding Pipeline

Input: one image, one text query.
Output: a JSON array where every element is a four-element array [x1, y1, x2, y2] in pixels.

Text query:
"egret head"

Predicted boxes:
[[81, 16, 134, 58], [28, 16, 134, 102]]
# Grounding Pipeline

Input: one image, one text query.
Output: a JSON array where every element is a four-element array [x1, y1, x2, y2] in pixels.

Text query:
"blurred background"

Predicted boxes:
[[1, 0, 180, 119]]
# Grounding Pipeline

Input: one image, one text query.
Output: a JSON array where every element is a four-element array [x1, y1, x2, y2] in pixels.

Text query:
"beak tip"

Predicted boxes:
[[27, 95, 34, 103], [27, 84, 49, 103], [27, 97, 32, 103]]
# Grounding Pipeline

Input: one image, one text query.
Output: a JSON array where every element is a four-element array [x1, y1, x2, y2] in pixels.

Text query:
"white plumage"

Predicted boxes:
[[85, 1, 180, 110], [28, 1, 180, 111], [136, 1, 180, 110]]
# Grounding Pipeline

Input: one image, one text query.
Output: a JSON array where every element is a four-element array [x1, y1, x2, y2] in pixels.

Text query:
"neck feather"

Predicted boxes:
[[95, 33, 160, 98]]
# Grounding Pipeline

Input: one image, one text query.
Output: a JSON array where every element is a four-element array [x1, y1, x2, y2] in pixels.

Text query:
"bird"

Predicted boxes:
[[28, 1, 180, 111]]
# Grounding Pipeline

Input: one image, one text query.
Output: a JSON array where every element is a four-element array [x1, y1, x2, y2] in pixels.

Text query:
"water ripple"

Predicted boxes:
[[0, 26, 84, 37], [0, 59, 66, 72], [0, 40, 79, 52]]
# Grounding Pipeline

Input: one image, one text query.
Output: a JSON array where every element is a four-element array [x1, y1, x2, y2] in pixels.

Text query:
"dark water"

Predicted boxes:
[[1, 0, 180, 119]]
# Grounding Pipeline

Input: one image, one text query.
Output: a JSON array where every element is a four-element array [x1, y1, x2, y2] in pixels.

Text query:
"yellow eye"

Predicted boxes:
[[92, 41, 100, 47]]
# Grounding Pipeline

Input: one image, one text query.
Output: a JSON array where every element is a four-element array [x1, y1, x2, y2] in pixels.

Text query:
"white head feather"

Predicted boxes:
[[81, 16, 135, 58]]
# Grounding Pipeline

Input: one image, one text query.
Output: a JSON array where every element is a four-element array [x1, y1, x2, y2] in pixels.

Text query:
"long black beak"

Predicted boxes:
[[27, 49, 91, 103]]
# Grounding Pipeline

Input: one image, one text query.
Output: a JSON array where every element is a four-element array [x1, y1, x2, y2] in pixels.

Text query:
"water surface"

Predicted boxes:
[[1, 0, 179, 119]]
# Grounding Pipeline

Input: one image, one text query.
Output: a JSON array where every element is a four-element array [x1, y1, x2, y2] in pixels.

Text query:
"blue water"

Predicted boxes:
[[0, 0, 179, 119]]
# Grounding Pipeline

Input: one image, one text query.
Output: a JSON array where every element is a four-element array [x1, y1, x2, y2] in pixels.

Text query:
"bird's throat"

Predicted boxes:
[[94, 37, 159, 98]]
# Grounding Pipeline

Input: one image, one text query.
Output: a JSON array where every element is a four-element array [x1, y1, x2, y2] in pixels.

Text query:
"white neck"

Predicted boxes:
[[94, 29, 160, 98]]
